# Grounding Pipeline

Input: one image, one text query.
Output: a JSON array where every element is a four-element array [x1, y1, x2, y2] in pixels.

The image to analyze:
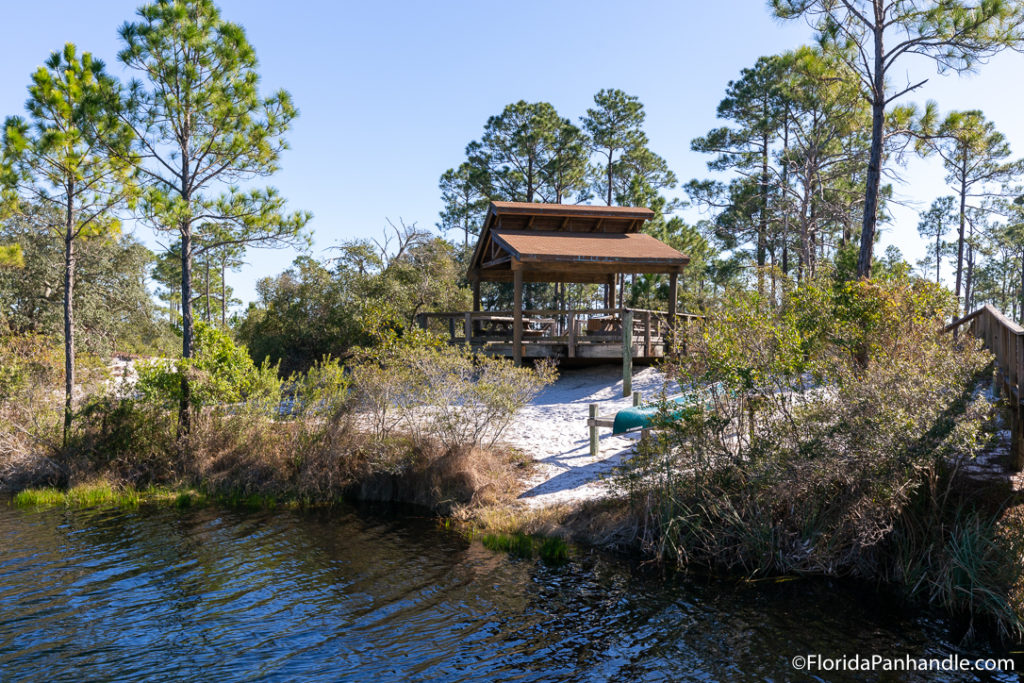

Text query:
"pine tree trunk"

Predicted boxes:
[[954, 163, 967, 311], [857, 22, 886, 279], [965, 240, 975, 312], [526, 157, 534, 202], [781, 119, 790, 277], [221, 256, 227, 329], [1019, 247, 1024, 323], [62, 194, 75, 448], [179, 221, 193, 437], [809, 189, 818, 277], [757, 132, 769, 295], [799, 190, 811, 281], [204, 259, 211, 324], [606, 149, 614, 206]]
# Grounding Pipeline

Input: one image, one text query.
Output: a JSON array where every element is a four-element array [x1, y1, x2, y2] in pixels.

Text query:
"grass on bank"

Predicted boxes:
[[10, 481, 575, 566], [13, 482, 144, 508], [477, 530, 570, 564], [8, 482, 326, 512]]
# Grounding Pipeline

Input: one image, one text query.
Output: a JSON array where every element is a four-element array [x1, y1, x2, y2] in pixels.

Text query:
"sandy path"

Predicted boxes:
[[499, 366, 677, 508]]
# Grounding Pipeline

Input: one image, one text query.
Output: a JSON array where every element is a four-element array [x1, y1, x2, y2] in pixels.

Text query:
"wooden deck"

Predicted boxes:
[[416, 307, 702, 363]]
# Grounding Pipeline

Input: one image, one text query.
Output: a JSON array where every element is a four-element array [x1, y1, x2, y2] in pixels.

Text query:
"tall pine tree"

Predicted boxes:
[[118, 0, 309, 433]]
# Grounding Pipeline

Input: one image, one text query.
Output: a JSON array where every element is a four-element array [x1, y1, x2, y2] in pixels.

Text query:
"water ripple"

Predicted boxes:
[[0, 504, 1020, 682]]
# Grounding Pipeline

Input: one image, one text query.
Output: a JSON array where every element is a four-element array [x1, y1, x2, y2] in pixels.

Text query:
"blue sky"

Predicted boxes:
[[2, 1, 1023, 304]]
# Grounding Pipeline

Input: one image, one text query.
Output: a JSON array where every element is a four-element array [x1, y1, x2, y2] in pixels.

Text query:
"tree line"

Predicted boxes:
[[7, 0, 1024, 444], [0, 0, 308, 441], [431, 1, 1024, 318]]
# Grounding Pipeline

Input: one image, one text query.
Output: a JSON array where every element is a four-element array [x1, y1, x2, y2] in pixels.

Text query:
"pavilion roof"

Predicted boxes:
[[468, 202, 688, 284]]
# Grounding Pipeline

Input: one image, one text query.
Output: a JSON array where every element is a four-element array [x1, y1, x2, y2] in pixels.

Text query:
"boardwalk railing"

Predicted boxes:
[[945, 304, 1024, 402], [417, 306, 704, 397], [416, 307, 703, 363], [945, 304, 1024, 468]]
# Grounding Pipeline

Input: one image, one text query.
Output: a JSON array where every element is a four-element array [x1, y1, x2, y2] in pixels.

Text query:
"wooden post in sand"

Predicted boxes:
[[513, 265, 523, 366], [622, 309, 633, 397], [589, 403, 599, 457]]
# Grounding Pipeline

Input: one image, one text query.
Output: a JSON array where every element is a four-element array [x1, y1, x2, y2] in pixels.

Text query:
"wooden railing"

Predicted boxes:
[[417, 307, 704, 394], [945, 304, 1024, 469], [416, 307, 703, 357], [945, 304, 1024, 402]]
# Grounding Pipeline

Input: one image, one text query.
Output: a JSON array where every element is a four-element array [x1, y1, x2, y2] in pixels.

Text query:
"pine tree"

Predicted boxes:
[[2, 44, 137, 444], [466, 100, 561, 203], [928, 110, 1023, 308], [917, 196, 957, 284], [773, 0, 1024, 277], [582, 89, 646, 206], [118, 0, 309, 433]]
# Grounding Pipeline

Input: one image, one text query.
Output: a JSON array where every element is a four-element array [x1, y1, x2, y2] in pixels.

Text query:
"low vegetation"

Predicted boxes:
[[0, 314, 554, 515], [609, 270, 1024, 638]]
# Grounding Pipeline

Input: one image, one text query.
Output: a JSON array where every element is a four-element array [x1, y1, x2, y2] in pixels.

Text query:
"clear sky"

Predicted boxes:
[[2, 1, 1023, 304]]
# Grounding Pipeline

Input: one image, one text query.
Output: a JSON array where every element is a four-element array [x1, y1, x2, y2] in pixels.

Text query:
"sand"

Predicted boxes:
[[500, 365, 678, 508]]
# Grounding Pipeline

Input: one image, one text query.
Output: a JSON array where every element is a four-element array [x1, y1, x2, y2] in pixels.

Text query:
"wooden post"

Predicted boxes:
[[568, 311, 577, 358], [464, 312, 472, 346], [448, 316, 455, 342], [1016, 334, 1024, 398], [513, 266, 523, 366], [622, 309, 633, 397], [472, 277, 481, 337], [1013, 404, 1024, 471], [633, 390, 642, 407], [589, 403, 599, 457], [644, 310, 651, 357], [667, 272, 678, 356]]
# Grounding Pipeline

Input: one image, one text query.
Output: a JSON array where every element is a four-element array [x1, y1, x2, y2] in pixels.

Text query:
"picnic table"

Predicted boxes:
[[477, 315, 556, 336]]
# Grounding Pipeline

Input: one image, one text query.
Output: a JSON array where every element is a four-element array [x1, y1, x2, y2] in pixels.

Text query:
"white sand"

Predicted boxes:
[[500, 365, 678, 508]]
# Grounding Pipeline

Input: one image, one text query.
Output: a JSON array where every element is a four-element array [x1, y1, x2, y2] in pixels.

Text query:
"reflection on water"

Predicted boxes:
[[0, 503, 1019, 681]]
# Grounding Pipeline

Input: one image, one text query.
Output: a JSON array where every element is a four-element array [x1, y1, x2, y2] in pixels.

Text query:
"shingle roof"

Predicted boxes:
[[491, 229, 688, 265], [489, 201, 655, 221]]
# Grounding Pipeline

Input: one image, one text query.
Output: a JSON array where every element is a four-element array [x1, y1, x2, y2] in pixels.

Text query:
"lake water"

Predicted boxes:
[[0, 502, 1019, 681]]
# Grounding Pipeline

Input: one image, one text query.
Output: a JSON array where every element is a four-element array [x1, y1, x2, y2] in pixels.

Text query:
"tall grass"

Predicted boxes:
[[479, 530, 571, 564], [14, 482, 140, 508]]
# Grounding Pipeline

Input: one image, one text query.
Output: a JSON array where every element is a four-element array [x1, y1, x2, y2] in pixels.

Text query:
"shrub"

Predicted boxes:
[[350, 343, 555, 448], [287, 354, 351, 419], [612, 272, 1006, 628], [135, 322, 282, 409], [0, 332, 111, 489], [412, 348, 557, 450], [348, 304, 555, 447], [74, 396, 176, 486]]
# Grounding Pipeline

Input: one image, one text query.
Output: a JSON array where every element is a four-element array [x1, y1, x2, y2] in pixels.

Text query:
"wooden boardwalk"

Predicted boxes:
[[946, 304, 1024, 469]]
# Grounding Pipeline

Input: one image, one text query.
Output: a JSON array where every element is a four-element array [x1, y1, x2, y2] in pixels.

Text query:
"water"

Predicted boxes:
[[0, 503, 1019, 682]]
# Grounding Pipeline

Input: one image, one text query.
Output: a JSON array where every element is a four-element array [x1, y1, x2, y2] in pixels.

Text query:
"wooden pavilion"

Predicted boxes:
[[418, 201, 697, 374]]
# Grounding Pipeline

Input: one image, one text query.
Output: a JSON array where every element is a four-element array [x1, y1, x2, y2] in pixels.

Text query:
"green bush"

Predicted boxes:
[[135, 322, 281, 409], [287, 354, 350, 418], [613, 272, 1008, 629]]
